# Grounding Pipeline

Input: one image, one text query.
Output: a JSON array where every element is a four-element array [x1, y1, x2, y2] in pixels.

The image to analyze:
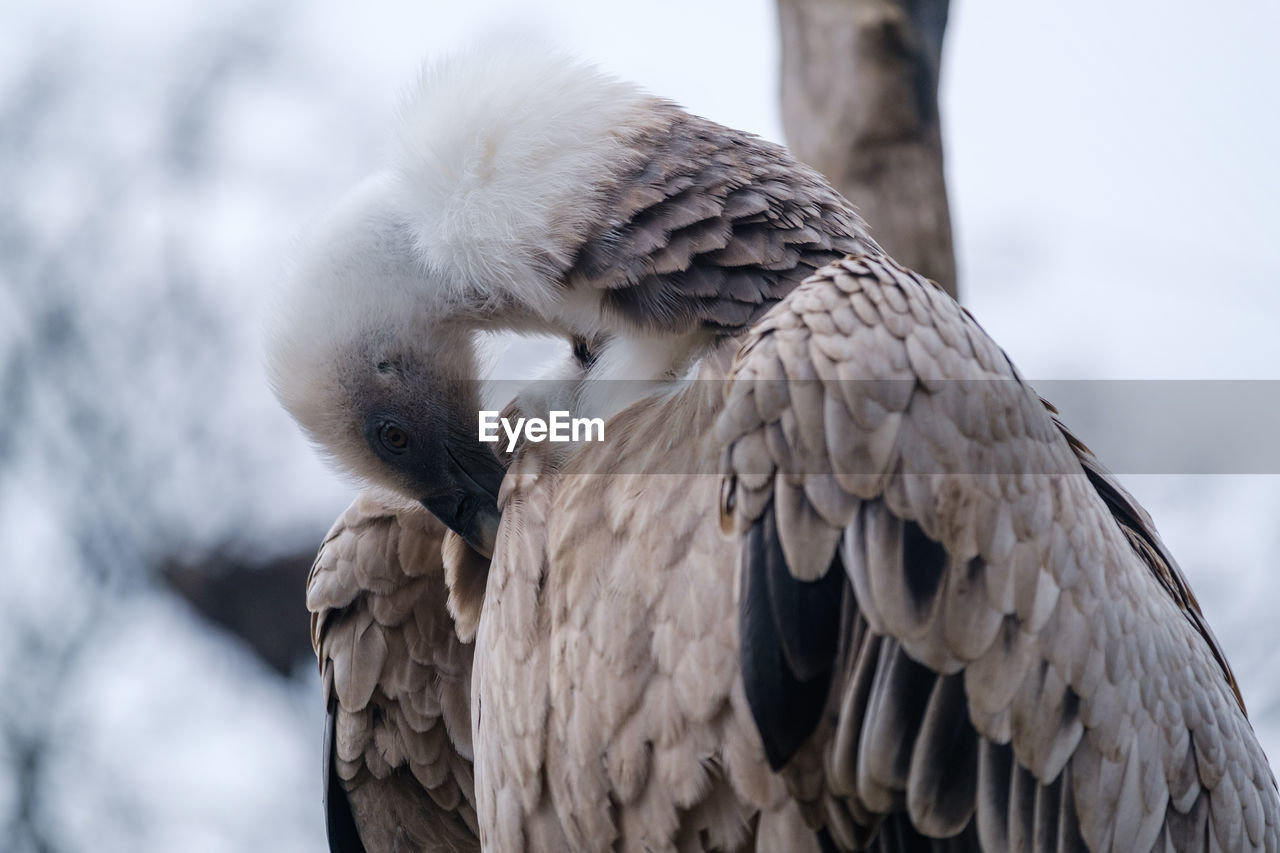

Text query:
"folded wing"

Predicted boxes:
[[308, 492, 480, 852], [720, 255, 1280, 852]]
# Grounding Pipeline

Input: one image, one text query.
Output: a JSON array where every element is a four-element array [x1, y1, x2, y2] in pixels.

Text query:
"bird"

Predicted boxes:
[[266, 45, 1280, 852]]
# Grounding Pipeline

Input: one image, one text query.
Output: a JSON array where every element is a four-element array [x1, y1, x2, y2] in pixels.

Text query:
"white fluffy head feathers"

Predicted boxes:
[[391, 45, 653, 312], [265, 46, 650, 482]]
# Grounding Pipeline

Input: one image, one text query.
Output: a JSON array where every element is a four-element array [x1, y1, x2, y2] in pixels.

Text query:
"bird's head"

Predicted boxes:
[[265, 174, 505, 556], [265, 46, 659, 555]]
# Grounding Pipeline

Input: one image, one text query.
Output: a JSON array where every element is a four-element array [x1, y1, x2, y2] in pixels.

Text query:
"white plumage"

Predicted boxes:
[[392, 48, 651, 317], [268, 48, 1280, 852]]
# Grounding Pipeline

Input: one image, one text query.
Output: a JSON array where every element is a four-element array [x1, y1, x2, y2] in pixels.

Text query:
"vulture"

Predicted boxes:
[[266, 47, 1280, 852]]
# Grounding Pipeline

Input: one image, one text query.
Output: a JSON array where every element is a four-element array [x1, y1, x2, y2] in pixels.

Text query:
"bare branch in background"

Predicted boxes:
[[162, 550, 315, 677], [0, 20, 320, 849], [778, 0, 956, 297]]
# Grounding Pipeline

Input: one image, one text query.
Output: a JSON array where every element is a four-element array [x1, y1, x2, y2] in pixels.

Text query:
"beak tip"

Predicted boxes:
[[468, 508, 500, 559], [421, 493, 501, 560]]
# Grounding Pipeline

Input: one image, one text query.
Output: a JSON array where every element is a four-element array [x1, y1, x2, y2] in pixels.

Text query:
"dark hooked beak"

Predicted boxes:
[[420, 442, 506, 558]]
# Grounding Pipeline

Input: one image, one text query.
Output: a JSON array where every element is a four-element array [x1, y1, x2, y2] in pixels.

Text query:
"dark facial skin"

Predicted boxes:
[[360, 375, 506, 557]]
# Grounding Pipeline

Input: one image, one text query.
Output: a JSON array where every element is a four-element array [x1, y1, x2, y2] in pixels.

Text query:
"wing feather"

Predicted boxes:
[[569, 108, 878, 335], [907, 671, 980, 838], [308, 492, 480, 852], [720, 254, 1280, 850]]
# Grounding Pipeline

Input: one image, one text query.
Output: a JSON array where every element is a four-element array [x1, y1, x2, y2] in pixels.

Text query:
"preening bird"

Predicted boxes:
[[267, 47, 1280, 852]]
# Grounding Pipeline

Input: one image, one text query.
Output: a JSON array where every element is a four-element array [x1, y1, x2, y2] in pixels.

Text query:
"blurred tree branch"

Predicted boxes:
[[0, 22, 314, 849], [162, 549, 315, 676], [778, 0, 956, 298]]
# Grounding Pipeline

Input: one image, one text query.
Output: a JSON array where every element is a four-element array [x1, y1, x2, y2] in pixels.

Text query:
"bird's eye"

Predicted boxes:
[[379, 423, 410, 454]]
